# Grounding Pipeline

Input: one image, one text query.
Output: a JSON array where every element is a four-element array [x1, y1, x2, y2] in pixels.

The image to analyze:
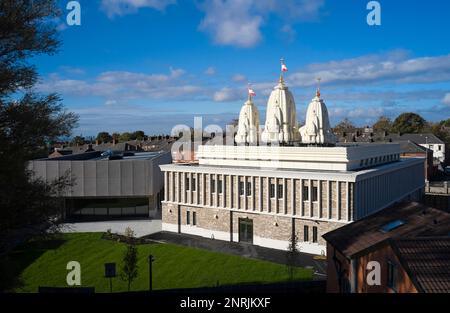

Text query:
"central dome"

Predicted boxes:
[[261, 76, 299, 144]]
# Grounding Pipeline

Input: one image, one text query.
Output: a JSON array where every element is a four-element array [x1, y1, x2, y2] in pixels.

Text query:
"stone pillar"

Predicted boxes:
[[308, 179, 312, 217], [243, 175, 247, 210], [164, 171, 168, 201], [318, 179, 322, 218], [300, 179, 304, 216], [327, 180, 331, 219], [259, 176, 263, 212], [291, 178, 295, 215]]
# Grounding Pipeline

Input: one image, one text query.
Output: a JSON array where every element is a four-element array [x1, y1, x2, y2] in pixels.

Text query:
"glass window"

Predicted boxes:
[[185, 176, 190, 191], [211, 177, 216, 193], [277, 184, 283, 198], [192, 212, 197, 226], [239, 181, 244, 196], [304, 225, 309, 242], [246, 181, 252, 196], [387, 261, 398, 291], [269, 183, 275, 198], [312, 226, 318, 243], [186, 211, 190, 225], [192, 177, 196, 192], [218, 179, 223, 194], [303, 185, 309, 201], [312, 186, 318, 202]]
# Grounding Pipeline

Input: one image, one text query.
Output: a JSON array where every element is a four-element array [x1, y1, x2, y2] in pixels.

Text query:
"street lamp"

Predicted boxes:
[[148, 255, 155, 292]]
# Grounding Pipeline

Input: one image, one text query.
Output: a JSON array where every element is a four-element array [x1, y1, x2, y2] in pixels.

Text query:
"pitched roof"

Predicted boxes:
[[322, 202, 450, 258], [399, 133, 444, 145], [391, 238, 450, 293]]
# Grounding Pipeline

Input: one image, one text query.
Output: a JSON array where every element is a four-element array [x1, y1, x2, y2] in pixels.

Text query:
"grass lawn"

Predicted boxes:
[[2, 233, 313, 293]]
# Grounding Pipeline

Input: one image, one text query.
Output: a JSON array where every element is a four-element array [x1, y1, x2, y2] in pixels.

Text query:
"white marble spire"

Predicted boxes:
[[235, 92, 260, 145], [299, 80, 337, 145], [261, 75, 299, 144]]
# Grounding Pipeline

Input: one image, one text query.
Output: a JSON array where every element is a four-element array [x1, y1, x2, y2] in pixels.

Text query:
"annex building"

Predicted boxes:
[[160, 72, 425, 255]]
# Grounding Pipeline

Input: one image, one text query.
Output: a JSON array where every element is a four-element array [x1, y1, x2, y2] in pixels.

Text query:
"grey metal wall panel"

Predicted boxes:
[[108, 161, 121, 196], [84, 161, 97, 196], [133, 161, 146, 195], [121, 161, 133, 195], [96, 161, 109, 196], [28, 151, 172, 198], [71, 162, 84, 196]]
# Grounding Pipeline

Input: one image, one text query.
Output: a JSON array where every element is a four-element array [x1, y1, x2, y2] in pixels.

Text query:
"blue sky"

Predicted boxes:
[[34, 0, 450, 136]]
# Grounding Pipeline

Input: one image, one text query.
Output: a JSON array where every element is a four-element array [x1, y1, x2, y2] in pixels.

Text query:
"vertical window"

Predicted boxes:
[[304, 225, 309, 242], [246, 181, 252, 196], [192, 177, 196, 192], [312, 226, 318, 243], [438, 145, 442, 151], [211, 177, 216, 193], [312, 186, 318, 202], [192, 212, 197, 226], [387, 261, 398, 291], [269, 183, 275, 198], [239, 181, 244, 196], [218, 179, 223, 194], [185, 176, 190, 191], [186, 211, 190, 225], [277, 184, 283, 199], [303, 185, 309, 201]]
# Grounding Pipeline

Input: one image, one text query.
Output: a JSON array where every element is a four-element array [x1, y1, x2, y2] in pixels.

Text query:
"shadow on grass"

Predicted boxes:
[[0, 235, 66, 292]]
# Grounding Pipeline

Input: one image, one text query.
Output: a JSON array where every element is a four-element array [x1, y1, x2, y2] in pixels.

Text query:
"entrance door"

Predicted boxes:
[[239, 218, 253, 244]]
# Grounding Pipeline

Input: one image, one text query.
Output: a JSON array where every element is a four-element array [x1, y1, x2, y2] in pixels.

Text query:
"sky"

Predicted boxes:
[[33, 0, 450, 136]]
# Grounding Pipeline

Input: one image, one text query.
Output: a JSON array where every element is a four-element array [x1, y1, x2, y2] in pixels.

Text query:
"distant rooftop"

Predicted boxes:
[[40, 151, 166, 161]]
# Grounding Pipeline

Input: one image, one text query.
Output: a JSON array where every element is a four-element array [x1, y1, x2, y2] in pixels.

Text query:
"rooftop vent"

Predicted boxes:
[[380, 220, 405, 233]]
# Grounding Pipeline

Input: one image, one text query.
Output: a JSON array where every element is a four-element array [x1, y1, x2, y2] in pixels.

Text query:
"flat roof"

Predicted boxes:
[[40, 151, 166, 161]]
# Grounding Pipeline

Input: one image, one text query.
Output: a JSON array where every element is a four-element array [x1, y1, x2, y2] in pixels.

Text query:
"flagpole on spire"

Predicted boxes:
[[316, 77, 321, 98], [280, 58, 288, 84], [247, 83, 256, 101]]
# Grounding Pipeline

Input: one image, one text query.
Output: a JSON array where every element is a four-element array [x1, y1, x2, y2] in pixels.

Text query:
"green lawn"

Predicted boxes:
[[2, 233, 312, 293]]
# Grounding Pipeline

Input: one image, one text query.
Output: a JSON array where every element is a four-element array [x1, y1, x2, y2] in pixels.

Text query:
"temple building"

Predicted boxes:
[[160, 68, 424, 255]]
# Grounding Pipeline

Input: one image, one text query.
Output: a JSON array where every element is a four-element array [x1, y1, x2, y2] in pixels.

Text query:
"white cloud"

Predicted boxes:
[[232, 74, 246, 82], [100, 0, 176, 18], [213, 87, 242, 102], [205, 67, 216, 75], [198, 0, 324, 48], [288, 51, 450, 87], [37, 67, 203, 101], [442, 93, 450, 105]]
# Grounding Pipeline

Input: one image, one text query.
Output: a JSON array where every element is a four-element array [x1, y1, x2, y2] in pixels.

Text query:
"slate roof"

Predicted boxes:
[[399, 133, 444, 145], [391, 238, 450, 293], [322, 201, 450, 258]]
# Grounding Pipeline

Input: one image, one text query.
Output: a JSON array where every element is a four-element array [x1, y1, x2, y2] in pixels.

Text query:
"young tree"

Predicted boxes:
[[71, 135, 85, 146], [0, 0, 78, 246], [119, 132, 132, 142], [286, 234, 299, 281], [333, 118, 355, 133], [372, 116, 392, 132], [96, 132, 112, 143], [392, 113, 426, 134], [121, 244, 139, 291]]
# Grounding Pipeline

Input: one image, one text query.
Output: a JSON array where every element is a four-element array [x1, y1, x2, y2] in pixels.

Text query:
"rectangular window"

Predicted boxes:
[[312, 226, 318, 243], [304, 225, 309, 242], [192, 212, 197, 226], [186, 211, 190, 225], [387, 261, 398, 291], [246, 181, 252, 196], [303, 185, 309, 201], [239, 181, 244, 196], [192, 177, 196, 192], [312, 186, 318, 202], [270, 183, 275, 198], [211, 177, 216, 193], [438, 145, 442, 151], [218, 179, 223, 194], [277, 184, 283, 198], [185, 176, 190, 191]]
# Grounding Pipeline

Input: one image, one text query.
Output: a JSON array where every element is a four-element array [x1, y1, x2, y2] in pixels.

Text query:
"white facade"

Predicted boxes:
[[421, 143, 445, 163]]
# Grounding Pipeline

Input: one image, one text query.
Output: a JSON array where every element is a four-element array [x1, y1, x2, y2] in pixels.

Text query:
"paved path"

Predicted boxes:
[[61, 219, 161, 237], [146, 231, 327, 279]]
